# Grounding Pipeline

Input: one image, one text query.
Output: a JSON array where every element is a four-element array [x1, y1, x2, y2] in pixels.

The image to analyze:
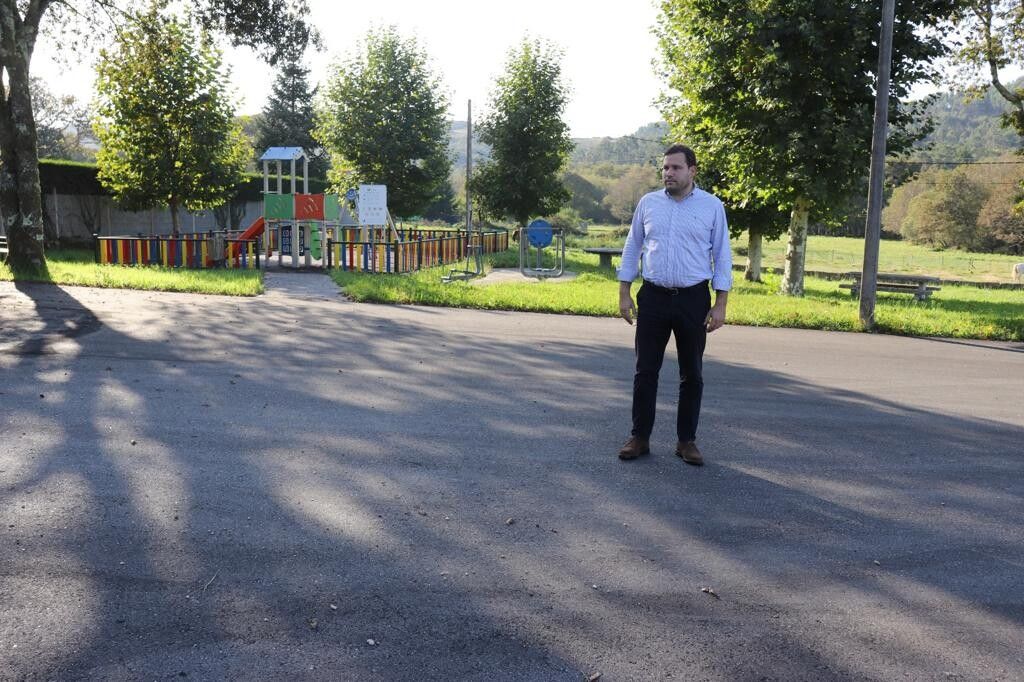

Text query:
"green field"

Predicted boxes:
[[0, 249, 264, 296], [570, 227, 1023, 282]]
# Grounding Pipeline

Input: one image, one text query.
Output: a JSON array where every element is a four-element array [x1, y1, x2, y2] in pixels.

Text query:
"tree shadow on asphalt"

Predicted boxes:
[[1, 279, 1022, 680]]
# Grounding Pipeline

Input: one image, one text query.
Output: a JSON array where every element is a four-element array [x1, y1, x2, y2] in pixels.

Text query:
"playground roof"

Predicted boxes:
[[260, 147, 307, 161]]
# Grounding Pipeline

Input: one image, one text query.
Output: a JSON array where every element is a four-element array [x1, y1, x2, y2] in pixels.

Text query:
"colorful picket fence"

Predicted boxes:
[[326, 229, 508, 274], [94, 235, 261, 269]]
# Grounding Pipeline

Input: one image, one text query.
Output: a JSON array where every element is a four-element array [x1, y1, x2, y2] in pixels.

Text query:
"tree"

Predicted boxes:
[[656, 0, 954, 295], [949, 1, 1024, 135], [29, 78, 90, 160], [93, 6, 249, 237], [254, 54, 328, 178], [471, 39, 574, 226], [315, 26, 451, 219], [901, 168, 987, 248], [603, 165, 659, 223], [0, 0, 312, 272]]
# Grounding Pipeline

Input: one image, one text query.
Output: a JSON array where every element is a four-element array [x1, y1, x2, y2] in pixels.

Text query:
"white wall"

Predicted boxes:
[[42, 194, 265, 241]]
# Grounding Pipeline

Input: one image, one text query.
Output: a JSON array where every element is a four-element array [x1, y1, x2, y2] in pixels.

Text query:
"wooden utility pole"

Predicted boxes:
[[860, 0, 896, 329], [466, 100, 472, 235]]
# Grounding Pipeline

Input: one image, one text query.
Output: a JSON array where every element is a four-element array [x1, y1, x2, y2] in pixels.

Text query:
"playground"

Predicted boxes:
[[92, 147, 510, 275], [1, 273, 1021, 679]]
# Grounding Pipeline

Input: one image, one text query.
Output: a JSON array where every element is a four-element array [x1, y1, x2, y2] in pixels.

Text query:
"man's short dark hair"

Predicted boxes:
[[664, 144, 697, 168]]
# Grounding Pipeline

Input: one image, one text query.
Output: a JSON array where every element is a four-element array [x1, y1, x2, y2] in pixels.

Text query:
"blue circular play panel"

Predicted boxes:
[[519, 219, 565, 279], [526, 219, 553, 249]]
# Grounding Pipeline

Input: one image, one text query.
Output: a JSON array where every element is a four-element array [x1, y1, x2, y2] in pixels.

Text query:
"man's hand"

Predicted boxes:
[[705, 303, 726, 332], [620, 294, 637, 325], [619, 282, 636, 325]]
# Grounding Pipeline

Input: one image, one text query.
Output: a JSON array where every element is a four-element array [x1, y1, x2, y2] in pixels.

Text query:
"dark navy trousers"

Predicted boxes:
[[631, 280, 711, 442]]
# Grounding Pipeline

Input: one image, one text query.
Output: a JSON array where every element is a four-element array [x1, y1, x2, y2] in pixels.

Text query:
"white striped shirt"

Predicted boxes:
[[617, 186, 733, 291]]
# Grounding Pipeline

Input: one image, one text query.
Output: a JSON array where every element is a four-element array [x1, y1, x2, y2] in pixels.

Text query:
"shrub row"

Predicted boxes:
[[39, 159, 331, 202]]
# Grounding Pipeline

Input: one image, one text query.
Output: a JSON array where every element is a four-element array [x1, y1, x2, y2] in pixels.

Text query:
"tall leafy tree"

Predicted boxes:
[[471, 39, 574, 226], [254, 54, 328, 178], [315, 26, 451, 219], [950, 1, 1024, 135], [656, 0, 954, 295], [93, 6, 250, 236], [0, 0, 312, 272]]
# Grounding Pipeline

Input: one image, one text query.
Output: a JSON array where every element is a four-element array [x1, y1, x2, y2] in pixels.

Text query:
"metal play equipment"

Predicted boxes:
[[259, 147, 361, 268], [519, 218, 565, 279]]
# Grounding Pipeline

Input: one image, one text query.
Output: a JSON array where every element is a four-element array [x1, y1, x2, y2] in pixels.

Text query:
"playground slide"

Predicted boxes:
[[231, 216, 265, 257]]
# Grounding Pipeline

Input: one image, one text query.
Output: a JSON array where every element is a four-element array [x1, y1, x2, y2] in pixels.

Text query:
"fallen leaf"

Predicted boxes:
[[701, 586, 720, 600], [505, 518, 515, 526]]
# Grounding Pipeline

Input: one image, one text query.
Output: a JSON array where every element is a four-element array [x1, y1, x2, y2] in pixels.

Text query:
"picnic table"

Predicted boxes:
[[840, 272, 941, 301], [583, 247, 623, 270]]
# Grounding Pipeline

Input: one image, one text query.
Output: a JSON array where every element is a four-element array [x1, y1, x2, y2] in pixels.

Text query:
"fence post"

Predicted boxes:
[[93, 234, 100, 264]]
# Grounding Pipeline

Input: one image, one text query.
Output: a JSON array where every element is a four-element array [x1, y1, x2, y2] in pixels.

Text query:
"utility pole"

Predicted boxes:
[[466, 100, 472, 236], [860, 0, 896, 329]]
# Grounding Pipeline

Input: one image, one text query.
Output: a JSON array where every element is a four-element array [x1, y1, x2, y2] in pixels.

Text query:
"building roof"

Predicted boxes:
[[259, 147, 308, 161]]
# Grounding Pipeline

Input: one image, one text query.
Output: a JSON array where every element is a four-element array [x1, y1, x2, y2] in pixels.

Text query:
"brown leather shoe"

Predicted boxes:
[[675, 441, 704, 466], [618, 436, 650, 460]]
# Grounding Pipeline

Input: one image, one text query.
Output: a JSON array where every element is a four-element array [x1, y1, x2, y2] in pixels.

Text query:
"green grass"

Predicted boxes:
[[570, 225, 1023, 281], [0, 249, 264, 296], [330, 249, 1024, 341], [730, 232, 1023, 281]]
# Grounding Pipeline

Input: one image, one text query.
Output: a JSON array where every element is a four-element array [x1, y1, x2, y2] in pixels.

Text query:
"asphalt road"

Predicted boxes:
[[1, 273, 1022, 681]]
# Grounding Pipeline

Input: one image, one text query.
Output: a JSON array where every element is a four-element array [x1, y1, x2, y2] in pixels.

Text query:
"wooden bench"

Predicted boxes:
[[840, 273, 941, 301], [583, 247, 623, 270], [0, 236, 7, 258]]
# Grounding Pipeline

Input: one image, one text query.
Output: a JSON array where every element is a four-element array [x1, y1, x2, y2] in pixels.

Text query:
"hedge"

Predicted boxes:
[[39, 159, 331, 202]]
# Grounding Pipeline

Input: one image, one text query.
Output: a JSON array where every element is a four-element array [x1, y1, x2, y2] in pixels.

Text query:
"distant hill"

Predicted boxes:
[[913, 80, 1023, 160], [570, 122, 669, 165], [446, 84, 1024, 173], [448, 121, 670, 170]]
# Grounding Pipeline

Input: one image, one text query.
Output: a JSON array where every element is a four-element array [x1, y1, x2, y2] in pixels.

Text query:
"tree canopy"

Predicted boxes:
[[656, 0, 955, 294], [949, 1, 1024, 135], [315, 26, 451, 220], [471, 39, 574, 226], [254, 54, 328, 179], [93, 6, 249, 236], [0, 0, 312, 271]]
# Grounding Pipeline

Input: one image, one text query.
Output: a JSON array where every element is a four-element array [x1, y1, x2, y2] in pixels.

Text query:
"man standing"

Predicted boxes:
[[616, 144, 732, 466]]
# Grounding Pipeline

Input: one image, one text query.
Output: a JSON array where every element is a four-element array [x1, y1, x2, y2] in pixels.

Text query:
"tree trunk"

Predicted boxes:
[[0, 0, 50, 273], [744, 230, 763, 282], [169, 199, 181, 237], [780, 197, 811, 296]]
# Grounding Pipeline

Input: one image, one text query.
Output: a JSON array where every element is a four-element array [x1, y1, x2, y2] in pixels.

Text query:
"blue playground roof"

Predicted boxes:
[[260, 147, 307, 161]]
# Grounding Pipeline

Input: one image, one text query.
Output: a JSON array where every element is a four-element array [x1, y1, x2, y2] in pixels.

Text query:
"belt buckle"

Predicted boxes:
[[666, 285, 679, 295]]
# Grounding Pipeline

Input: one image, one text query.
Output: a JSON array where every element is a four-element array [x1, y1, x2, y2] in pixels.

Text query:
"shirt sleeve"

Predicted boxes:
[[617, 196, 646, 283], [710, 200, 733, 292]]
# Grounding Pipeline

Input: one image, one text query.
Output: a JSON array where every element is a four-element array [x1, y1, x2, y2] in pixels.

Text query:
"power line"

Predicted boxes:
[[888, 159, 1024, 165]]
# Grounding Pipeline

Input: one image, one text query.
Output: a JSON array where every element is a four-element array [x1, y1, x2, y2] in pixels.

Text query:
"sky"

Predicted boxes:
[[32, 0, 667, 139]]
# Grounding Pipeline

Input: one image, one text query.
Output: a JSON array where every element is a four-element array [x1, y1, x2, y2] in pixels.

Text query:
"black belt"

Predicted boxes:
[[642, 280, 708, 295]]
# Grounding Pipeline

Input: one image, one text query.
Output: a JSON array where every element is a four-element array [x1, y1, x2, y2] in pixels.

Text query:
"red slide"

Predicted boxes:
[[231, 216, 265, 257]]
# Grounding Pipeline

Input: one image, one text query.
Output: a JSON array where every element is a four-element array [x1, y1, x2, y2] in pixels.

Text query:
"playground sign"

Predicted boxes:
[[358, 185, 387, 225]]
